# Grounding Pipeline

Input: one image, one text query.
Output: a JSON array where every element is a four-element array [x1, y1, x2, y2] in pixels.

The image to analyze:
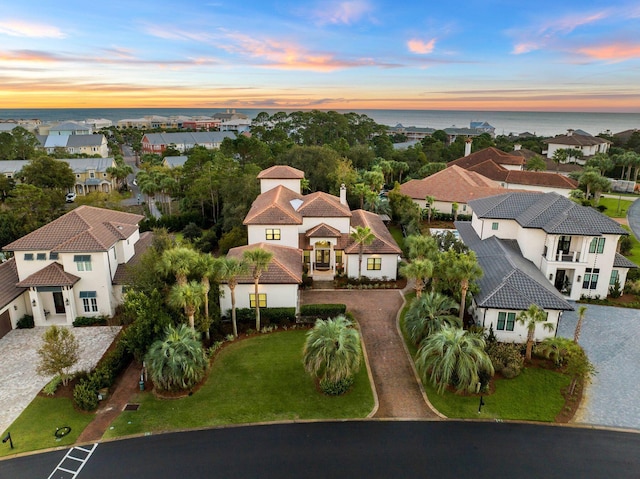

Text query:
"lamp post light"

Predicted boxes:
[[2, 432, 13, 449], [478, 396, 485, 414]]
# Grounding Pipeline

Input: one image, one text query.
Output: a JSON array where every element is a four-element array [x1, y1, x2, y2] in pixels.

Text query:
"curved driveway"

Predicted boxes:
[[301, 289, 439, 419]]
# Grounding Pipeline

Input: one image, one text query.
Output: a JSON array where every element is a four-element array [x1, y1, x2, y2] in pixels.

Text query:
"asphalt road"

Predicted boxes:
[[2, 421, 639, 479]]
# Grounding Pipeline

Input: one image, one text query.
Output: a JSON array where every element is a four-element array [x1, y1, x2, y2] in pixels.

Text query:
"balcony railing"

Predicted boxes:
[[551, 251, 581, 262]]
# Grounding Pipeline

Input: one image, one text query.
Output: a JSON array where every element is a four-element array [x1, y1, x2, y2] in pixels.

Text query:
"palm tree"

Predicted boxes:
[[217, 257, 250, 337], [443, 250, 483, 323], [415, 325, 494, 394], [452, 202, 459, 222], [157, 246, 199, 286], [350, 226, 375, 280], [302, 315, 362, 395], [168, 280, 205, 330], [399, 259, 433, 298], [404, 292, 460, 346], [404, 234, 438, 261], [145, 324, 208, 392], [425, 196, 435, 224], [574, 305, 587, 343], [243, 247, 273, 331], [106, 158, 133, 191], [194, 253, 221, 339], [517, 304, 555, 361]]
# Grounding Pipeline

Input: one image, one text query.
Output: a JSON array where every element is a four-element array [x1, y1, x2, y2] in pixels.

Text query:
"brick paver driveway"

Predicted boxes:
[[301, 289, 440, 419], [0, 326, 120, 435]]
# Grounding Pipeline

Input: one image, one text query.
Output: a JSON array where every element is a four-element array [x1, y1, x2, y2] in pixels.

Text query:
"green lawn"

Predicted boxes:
[[0, 397, 94, 457], [399, 295, 570, 422], [621, 225, 640, 265], [389, 224, 404, 251], [104, 329, 374, 438], [598, 197, 633, 218]]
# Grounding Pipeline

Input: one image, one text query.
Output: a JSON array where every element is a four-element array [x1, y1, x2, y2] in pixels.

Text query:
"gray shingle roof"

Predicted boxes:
[[614, 252, 637, 269], [456, 222, 573, 311], [469, 192, 628, 236]]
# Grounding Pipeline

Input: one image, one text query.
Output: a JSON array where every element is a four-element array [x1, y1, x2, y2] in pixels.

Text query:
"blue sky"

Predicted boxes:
[[1, 0, 639, 111]]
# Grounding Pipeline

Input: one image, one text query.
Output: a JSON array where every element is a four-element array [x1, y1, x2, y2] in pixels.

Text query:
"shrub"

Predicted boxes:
[[42, 376, 62, 396], [486, 342, 524, 379], [16, 314, 34, 329], [609, 278, 622, 298], [225, 307, 296, 326], [320, 376, 354, 395], [73, 379, 99, 411], [73, 315, 108, 327], [300, 304, 347, 319]]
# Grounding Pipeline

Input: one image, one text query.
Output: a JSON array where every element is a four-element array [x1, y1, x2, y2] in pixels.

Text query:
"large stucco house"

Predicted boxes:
[[543, 129, 611, 163], [219, 165, 401, 312], [456, 192, 635, 343], [0, 206, 150, 337]]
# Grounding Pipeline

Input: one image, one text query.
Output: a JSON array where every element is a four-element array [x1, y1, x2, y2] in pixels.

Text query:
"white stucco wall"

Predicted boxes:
[[345, 253, 398, 280], [219, 283, 298, 312], [260, 178, 301, 194], [475, 307, 562, 344], [474, 216, 520, 240], [301, 217, 351, 234], [247, 224, 300, 248], [501, 183, 573, 197]]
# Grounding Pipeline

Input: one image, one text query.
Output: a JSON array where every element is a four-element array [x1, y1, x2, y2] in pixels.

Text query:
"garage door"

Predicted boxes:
[[0, 310, 11, 340]]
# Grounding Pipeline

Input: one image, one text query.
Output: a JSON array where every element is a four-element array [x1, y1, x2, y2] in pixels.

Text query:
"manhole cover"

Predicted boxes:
[[124, 404, 140, 411]]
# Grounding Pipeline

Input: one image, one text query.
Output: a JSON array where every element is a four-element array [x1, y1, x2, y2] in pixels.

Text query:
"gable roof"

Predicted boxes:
[[225, 243, 302, 284], [243, 185, 303, 225], [296, 192, 352, 218], [456, 222, 573, 311], [113, 231, 155, 284], [257, 165, 305, 179], [4, 206, 144, 252], [16, 262, 81, 288], [460, 159, 578, 189], [344, 210, 401, 255], [399, 165, 507, 203], [469, 192, 628, 236], [305, 223, 342, 238], [543, 132, 611, 147]]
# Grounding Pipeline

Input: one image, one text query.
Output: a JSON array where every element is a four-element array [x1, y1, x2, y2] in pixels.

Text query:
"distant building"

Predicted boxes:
[[543, 129, 611, 163], [36, 134, 109, 158], [162, 156, 189, 169], [141, 131, 236, 154]]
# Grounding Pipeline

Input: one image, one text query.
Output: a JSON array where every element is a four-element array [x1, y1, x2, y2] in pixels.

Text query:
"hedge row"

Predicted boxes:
[[73, 316, 108, 327], [224, 307, 297, 325], [300, 304, 347, 318]]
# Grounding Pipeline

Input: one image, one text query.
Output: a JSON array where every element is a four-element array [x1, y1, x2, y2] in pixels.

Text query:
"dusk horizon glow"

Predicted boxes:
[[2, 1, 639, 112]]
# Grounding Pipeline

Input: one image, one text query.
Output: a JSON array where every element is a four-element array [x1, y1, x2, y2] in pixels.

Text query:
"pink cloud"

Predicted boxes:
[[0, 20, 66, 39], [577, 42, 640, 62], [407, 38, 436, 54], [314, 1, 374, 25]]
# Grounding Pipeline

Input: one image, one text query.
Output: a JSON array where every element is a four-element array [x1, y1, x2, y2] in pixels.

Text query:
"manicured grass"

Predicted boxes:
[[0, 397, 94, 457], [104, 329, 374, 438], [399, 294, 570, 422], [621, 225, 640, 266], [598, 197, 633, 218], [389, 224, 404, 251]]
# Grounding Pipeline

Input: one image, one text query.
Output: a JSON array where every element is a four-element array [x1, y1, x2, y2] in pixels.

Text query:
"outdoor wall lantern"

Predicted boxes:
[[13, 305, 17, 311], [577, 276, 582, 282], [65, 298, 70, 306], [32, 299, 37, 307]]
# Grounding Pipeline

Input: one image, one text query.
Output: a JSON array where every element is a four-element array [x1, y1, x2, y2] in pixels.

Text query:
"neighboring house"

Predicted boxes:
[[48, 121, 92, 135], [387, 124, 436, 141], [36, 133, 109, 158], [1, 206, 150, 334], [543, 129, 611, 163], [399, 165, 510, 216], [449, 147, 578, 196], [182, 118, 221, 130], [219, 242, 303, 312], [220, 165, 402, 314], [0, 158, 116, 195], [141, 131, 236, 154], [116, 115, 191, 130], [219, 118, 251, 133], [457, 192, 636, 342], [162, 156, 189, 169]]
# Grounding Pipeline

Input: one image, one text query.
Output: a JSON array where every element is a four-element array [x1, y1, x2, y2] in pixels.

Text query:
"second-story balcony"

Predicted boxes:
[[553, 251, 581, 263]]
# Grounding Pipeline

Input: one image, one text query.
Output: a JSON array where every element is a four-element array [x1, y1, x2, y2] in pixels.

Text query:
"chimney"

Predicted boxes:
[[340, 184, 347, 206], [514, 143, 522, 151], [567, 129, 574, 136], [464, 138, 473, 156]]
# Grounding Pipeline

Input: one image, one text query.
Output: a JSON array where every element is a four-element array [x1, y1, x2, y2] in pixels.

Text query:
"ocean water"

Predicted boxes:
[[1, 108, 639, 138]]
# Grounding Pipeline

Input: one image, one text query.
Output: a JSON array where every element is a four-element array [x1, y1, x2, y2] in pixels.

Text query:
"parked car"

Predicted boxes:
[[65, 192, 76, 203]]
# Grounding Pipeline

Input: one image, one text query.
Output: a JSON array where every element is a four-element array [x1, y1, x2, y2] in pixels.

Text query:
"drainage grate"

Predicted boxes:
[[124, 403, 140, 411]]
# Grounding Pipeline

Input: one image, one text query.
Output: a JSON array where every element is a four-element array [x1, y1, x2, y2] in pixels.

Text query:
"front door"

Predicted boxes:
[[53, 292, 66, 314], [554, 270, 566, 292], [315, 249, 330, 270]]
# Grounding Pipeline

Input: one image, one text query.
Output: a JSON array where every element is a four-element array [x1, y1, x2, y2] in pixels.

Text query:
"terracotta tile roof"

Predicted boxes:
[[226, 243, 302, 284], [543, 133, 611, 147], [0, 258, 27, 308], [305, 223, 342, 238], [113, 231, 155, 285], [448, 147, 525, 169], [344, 210, 402, 255], [543, 158, 583, 173], [399, 165, 508, 203], [4, 206, 144, 252], [16, 262, 80, 287], [257, 165, 305, 179], [464, 160, 578, 189], [243, 185, 303, 225], [297, 192, 352, 218], [465, 160, 509, 181]]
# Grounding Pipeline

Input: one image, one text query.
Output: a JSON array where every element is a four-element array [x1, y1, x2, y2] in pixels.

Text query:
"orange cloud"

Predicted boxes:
[[0, 20, 66, 39], [577, 42, 640, 62], [407, 38, 436, 54]]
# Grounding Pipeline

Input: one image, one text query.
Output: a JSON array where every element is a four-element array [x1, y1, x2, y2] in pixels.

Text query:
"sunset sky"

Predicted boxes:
[[1, 0, 639, 111]]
